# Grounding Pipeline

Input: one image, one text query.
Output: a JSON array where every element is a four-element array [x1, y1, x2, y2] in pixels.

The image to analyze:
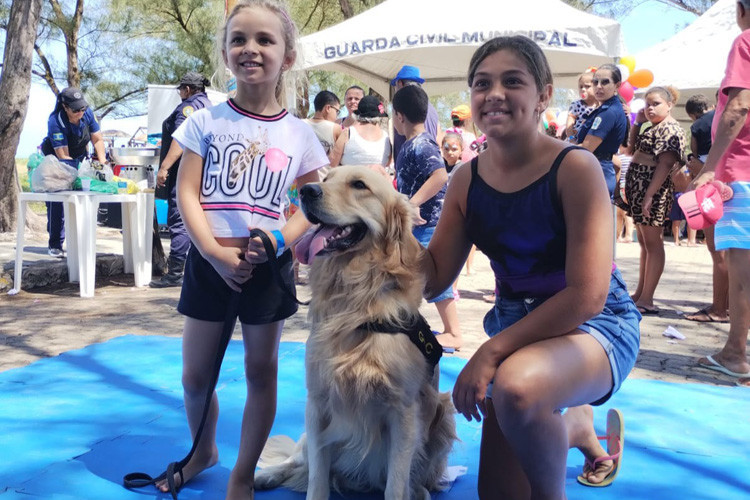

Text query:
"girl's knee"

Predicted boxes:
[[491, 371, 544, 421], [244, 356, 278, 385], [182, 370, 212, 397]]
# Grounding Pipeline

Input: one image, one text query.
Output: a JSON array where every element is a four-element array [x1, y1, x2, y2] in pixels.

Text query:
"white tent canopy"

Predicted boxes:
[[634, 0, 739, 125], [297, 0, 625, 97]]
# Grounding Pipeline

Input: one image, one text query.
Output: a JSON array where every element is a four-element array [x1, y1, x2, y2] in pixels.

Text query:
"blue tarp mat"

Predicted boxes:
[[1, 335, 749, 499]]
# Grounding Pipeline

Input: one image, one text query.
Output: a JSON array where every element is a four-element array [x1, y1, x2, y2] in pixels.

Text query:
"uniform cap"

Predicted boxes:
[[178, 72, 210, 88], [59, 87, 88, 111]]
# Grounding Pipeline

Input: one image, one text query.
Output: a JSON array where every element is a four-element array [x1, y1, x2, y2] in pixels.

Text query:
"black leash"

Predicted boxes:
[[123, 229, 304, 498], [251, 228, 309, 306], [359, 314, 442, 369]]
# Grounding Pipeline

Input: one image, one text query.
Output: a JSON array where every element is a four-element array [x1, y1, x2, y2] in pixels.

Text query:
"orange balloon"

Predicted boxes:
[[628, 69, 654, 89]]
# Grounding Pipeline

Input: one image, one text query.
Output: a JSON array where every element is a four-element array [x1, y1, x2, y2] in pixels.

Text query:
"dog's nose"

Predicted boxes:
[[300, 183, 323, 200]]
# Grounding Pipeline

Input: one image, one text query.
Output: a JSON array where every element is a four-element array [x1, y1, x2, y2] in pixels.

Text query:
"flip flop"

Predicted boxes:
[[577, 409, 624, 488], [698, 355, 750, 378], [637, 305, 660, 315], [685, 308, 728, 323]]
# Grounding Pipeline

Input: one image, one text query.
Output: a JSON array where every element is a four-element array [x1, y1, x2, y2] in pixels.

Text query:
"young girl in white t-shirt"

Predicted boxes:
[[162, 1, 328, 497]]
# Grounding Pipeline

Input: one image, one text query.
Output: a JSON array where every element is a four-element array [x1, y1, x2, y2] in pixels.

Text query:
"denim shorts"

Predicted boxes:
[[178, 246, 298, 325], [482, 267, 641, 405], [413, 225, 454, 303]]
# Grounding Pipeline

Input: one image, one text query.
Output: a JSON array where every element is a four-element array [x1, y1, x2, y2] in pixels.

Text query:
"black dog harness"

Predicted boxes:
[[359, 314, 442, 369]]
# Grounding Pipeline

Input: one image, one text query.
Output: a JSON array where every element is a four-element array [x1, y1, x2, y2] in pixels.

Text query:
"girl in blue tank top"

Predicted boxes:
[[420, 36, 640, 498]]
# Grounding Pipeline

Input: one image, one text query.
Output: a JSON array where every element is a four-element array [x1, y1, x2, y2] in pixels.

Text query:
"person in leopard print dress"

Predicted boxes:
[[624, 86, 686, 314]]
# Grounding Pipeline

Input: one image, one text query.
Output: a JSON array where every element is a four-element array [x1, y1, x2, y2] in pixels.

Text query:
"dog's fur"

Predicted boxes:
[[255, 166, 456, 500]]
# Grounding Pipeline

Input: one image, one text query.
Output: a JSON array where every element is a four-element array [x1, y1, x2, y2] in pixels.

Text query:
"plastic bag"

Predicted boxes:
[[72, 176, 118, 193], [27, 152, 44, 169], [112, 175, 140, 194], [79, 159, 114, 182], [31, 155, 78, 192], [26, 151, 45, 191]]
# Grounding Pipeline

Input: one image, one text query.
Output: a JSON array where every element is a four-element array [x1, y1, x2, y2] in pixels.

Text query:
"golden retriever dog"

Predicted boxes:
[[255, 166, 457, 500]]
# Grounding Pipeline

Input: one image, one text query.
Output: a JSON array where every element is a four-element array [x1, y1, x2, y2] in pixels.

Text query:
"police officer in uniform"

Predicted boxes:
[[150, 72, 212, 288], [41, 87, 108, 257], [576, 64, 629, 198]]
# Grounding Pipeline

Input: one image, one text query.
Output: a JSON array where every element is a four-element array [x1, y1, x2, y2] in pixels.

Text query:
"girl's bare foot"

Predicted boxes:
[[434, 332, 462, 351], [156, 446, 219, 493], [565, 405, 614, 484], [226, 470, 254, 500]]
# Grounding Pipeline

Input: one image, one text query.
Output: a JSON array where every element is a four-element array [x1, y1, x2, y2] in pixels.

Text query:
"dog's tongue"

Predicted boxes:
[[294, 225, 337, 264]]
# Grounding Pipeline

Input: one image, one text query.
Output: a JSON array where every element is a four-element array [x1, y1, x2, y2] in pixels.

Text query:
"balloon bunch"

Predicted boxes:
[[616, 56, 654, 123], [541, 109, 557, 132]]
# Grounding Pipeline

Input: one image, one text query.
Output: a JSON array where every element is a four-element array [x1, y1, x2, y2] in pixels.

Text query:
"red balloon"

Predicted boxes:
[[619, 81, 635, 103]]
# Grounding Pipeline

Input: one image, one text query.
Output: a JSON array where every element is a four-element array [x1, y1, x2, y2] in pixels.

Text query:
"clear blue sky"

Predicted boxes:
[[13, 0, 702, 158], [619, 0, 698, 54]]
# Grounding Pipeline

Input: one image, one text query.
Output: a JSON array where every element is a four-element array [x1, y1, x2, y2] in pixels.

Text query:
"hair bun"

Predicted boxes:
[[666, 85, 680, 105]]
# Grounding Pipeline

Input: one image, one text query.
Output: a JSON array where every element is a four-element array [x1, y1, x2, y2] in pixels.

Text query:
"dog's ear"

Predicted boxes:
[[382, 195, 420, 268]]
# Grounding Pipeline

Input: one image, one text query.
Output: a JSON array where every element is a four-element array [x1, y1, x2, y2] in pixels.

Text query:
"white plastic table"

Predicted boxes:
[[13, 191, 154, 298]]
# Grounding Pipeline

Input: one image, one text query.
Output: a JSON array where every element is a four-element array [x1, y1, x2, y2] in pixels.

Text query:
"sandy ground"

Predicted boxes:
[[0, 234, 740, 389]]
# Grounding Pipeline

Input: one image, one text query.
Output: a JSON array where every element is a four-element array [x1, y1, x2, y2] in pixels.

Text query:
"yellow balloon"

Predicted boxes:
[[619, 55, 636, 74], [628, 69, 654, 89]]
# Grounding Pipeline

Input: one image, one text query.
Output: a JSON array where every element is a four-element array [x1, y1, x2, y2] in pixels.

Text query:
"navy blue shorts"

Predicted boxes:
[[482, 267, 641, 405], [177, 246, 298, 325]]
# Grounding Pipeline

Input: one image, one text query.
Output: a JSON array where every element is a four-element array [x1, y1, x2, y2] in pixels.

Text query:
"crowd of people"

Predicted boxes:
[[37, 0, 750, 498]]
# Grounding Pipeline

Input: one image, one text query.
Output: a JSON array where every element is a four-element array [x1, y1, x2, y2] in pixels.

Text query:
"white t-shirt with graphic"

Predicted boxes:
[[173, 99, 328, 237]]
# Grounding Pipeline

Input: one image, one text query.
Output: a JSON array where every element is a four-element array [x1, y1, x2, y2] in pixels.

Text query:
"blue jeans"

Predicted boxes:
[[413, 225, 454, 303], [482, 268, 641, 405]]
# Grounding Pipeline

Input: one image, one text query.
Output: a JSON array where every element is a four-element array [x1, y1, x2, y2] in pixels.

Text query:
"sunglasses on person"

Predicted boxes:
[[591, 78, 612, 87], [329, 105, 341, 116], [68, 105, 87, 113]]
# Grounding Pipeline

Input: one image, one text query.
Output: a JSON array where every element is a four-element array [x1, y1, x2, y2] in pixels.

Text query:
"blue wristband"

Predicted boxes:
[[271, 230, 285, 257]]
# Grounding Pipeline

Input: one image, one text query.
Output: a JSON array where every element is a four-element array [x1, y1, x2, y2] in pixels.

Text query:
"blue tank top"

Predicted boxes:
[[465, 147, 583, 299]]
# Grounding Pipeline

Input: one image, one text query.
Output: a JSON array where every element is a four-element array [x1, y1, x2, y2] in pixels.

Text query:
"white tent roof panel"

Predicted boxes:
[[298, 0, 625, 96], [634, 0, 740, 124]]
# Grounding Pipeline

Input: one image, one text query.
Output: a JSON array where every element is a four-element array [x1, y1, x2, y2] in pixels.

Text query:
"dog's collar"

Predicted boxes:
[[358, 314, 442, 369]]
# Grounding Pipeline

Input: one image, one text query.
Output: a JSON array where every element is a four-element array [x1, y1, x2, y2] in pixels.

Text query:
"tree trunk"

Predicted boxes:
[[0, 0, 43, 233]]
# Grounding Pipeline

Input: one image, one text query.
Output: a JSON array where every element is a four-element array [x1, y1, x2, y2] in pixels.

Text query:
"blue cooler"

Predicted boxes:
[[155, 199, 168, 227]]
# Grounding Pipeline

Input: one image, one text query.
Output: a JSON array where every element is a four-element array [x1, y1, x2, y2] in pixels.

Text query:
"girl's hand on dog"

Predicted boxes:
[[208, 246, 254, 292], [452, 345, 499, 422]]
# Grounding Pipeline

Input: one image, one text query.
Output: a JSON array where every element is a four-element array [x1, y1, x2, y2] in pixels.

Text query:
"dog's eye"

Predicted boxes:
[[351, 180, 368, 190]]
